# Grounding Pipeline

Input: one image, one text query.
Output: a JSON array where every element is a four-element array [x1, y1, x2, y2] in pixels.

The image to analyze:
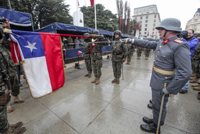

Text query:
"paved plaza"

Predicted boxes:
[[8, 52, 200, 134]]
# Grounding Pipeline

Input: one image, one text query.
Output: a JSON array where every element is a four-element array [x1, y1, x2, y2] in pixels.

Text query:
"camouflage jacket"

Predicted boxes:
[[192, 41, 200, 60], [83, 38, 92, 60], [91, 37, 104, 60], [127, 43, 135, 54], [111, 38, 128, 62], [0, 37, 17, 79]]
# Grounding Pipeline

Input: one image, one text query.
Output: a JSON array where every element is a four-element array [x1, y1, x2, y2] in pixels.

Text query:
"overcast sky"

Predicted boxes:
[[65, 0, 200, 30]]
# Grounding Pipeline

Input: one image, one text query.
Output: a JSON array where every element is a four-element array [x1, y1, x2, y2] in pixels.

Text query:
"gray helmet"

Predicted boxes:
[[114, 30, 122, 37], [92, 29, 99, 35], [83, 33, 89, 36], [156, 18, 182, 32]]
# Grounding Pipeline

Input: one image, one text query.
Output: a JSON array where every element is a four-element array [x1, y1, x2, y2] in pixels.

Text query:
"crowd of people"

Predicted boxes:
[[0, 16, 199, 134]]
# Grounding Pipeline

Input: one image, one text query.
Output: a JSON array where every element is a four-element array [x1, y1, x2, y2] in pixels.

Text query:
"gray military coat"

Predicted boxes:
[[132, 36, 192, 95]]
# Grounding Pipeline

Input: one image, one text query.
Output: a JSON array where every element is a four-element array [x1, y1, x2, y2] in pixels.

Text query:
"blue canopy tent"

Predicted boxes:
[[0, 8, 34, 31]]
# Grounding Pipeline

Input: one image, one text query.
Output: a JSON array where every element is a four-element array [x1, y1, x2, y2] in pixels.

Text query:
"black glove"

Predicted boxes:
[[160, 88, 169, 96]]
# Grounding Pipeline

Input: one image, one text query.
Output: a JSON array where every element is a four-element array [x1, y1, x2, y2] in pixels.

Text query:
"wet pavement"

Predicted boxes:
[[8, 52, 200, 134]]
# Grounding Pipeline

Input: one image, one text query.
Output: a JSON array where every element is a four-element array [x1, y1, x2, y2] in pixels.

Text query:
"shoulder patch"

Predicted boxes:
[[174, 39, 183, 44]]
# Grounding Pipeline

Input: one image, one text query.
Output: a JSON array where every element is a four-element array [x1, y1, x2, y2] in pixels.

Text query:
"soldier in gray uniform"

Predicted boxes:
[[124, 18, 191, 133]]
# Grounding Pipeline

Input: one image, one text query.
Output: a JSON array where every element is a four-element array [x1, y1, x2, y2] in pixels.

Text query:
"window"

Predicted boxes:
[[153, 23, 155, 26], [146, 16, 148, 19], [144, 32, 147, 34], [154, 19, 156, 22], [145, 24, 147, 27], [154, 15, 156, 18], [153, 28, 155, 31], [146, 20, 148, 23], [140, 16, 142, 19], [195, 19, 198, 22], [152, 32, 154, 34], [145, 28, 147, 31]]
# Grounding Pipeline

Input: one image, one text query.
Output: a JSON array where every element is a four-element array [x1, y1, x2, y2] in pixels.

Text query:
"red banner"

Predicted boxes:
[[90, 0, 94, 6]]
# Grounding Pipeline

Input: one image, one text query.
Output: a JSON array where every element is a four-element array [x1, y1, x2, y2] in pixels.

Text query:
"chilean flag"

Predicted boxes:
[[78, 51, 82, 55], [10, 30, 65, 98]]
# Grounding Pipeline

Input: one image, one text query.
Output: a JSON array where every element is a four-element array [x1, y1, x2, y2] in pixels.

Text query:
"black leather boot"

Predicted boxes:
[[140, 122, 160, 134], [143, 117, 153, 124], [147, 103, 153, 109]]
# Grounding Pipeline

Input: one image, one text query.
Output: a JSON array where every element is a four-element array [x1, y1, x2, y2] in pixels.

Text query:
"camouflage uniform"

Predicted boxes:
[[83, 38, 92, 74], [127, 43, 135, 63], [91, 38, 104, 79], [0, 37, 19, 97], [137, 47, 142, 57], [144, 48, 151, 58], [111, 38, 127, 78], [192, 41, 200, 78]]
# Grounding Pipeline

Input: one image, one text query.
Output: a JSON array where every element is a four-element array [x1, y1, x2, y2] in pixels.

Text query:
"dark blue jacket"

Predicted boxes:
[[182, 37, 199, 59]]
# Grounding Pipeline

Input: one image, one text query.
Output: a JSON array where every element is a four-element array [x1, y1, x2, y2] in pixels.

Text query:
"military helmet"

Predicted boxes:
[[0, 25, 3, 40], [114, 30, 122, 37], [92, 29, 99, 35], [156, 18, 182, 32], [83, 33, 89, 36]]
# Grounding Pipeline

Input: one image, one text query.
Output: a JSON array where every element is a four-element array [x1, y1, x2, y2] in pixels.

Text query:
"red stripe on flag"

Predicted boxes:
[[10, 40, 19, 63], [40, 33, 65, 92], [90, 0, 94, 6]]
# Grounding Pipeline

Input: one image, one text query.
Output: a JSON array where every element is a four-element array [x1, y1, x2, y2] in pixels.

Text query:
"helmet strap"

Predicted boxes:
[[162, 30, 168, 40]]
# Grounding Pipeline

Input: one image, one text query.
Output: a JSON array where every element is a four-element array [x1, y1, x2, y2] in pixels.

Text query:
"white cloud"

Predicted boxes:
[[66, 0, 200, 30]]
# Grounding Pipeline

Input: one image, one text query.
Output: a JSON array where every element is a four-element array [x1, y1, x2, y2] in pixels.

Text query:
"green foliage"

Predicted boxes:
[[0, 0, 73, 29], [81, 4, 118, 31]]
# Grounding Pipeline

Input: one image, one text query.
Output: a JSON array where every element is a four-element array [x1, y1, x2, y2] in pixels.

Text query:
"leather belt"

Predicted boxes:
[[92, 53, 101, 55], [152, 65, 175, 75]]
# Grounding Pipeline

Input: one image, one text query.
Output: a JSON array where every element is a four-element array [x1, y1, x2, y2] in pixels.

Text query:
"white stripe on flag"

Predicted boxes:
[[23, 57, 52, 98]]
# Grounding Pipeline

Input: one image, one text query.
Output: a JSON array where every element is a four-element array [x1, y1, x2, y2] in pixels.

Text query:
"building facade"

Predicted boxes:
[[133, 5, 161, 38], [185, 8, 200, 33]]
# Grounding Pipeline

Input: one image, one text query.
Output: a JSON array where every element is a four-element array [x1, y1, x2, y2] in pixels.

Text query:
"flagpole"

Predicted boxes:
[[94, 0, 97, 29]]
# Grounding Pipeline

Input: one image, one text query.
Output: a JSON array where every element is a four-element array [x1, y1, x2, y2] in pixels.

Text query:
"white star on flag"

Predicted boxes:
[[25, 41, 37, 52]]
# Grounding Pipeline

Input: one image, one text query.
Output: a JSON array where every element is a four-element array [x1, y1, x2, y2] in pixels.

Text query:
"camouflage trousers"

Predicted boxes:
[[112, 61, 122, 78], [192, 59, 200, 78], [144, 49, 150, 57], [0, 74, 20, 96], [92, 60, 102, 78], [0, 106, 9, 133], [127, 53, 132, 62], [137, 48, 142, 57], [85, 59, 92, 73]]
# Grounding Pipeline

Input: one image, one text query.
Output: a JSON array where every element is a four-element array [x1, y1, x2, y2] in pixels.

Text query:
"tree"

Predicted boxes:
[[80, 4, 118, 31], [0, 0, 73, 29]]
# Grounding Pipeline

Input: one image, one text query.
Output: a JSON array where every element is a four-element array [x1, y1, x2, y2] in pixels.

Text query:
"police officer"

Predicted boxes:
[[0, 19, 26, 134], [90, 30, 104, 85], [111, 30, 127, 84], [83, 33, 92, 78], [124, 18, 191, 133], [126, 42, 135, 65], [0, 18, 25, 113]]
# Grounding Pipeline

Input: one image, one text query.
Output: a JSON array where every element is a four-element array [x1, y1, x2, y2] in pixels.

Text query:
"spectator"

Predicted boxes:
[[63, 37, 68, 50], [107, 37, 110, 46], [79, 37, 84, 48], [67, 36, 74, 49], [179, 29, 199, 94], [74, 37, 80, 48]]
